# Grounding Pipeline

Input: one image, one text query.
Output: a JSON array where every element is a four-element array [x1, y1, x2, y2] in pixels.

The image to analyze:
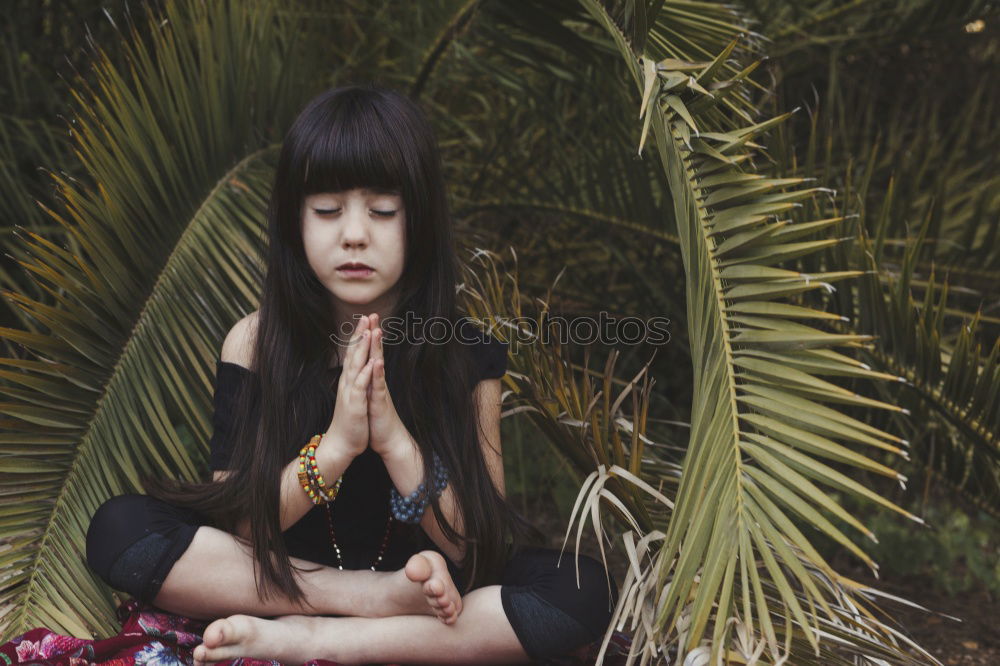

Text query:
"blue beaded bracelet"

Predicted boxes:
[[389, 451, 449, 524]]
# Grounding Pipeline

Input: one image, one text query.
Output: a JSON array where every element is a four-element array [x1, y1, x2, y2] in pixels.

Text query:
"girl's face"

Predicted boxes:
[[301, 187, 406, 322]]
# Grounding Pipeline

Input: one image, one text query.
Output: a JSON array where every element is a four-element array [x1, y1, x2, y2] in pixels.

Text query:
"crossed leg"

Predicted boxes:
[[192, 584, 529, 666], [88, 495, 542, 662], [152, 525, 465, 623]]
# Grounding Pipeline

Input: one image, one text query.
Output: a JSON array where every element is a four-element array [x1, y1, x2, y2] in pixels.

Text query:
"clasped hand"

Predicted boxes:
[[324, 313, 411, 462]]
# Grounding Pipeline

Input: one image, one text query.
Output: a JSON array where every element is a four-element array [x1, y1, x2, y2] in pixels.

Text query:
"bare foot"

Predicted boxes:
[[404, 550, 463, 624], [370, 551, 463, 622], [192, 613, 326, 666]]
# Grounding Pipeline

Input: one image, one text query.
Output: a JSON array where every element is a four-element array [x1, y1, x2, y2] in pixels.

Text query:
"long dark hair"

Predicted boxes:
[[143, 83, 536, 607]]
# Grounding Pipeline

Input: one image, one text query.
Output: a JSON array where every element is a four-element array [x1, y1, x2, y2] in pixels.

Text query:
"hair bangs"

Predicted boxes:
[[300, 97, 406, 198]]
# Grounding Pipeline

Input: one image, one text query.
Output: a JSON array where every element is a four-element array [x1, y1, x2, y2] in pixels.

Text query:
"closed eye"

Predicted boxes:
[[314, 208, 397, 217]]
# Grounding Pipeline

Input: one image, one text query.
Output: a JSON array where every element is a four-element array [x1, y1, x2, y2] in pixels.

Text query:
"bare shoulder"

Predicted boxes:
[[220, 310, 259, 370]]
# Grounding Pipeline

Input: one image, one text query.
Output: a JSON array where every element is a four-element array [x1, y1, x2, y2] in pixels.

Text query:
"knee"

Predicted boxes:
[[86, 493, 149, 580], [564, 553, 617, 625], [502, 552, 618, 660]]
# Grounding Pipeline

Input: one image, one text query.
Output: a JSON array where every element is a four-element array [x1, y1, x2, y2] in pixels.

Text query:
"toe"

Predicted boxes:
[[442, 600, 459, 620], [425, 577, 444, 597], [196, 616, 248, 663], [404, 553, 432, 583], [202, 617, 230, 648]]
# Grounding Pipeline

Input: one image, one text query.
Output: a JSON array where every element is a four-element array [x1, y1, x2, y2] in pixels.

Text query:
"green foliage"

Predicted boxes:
[[503, 417, 584, 517], [866, 508, 1000, 597], [0, 0, 996, 663]]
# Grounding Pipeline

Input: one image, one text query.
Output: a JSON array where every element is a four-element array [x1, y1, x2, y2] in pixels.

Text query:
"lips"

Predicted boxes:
[[337, 262, 374, 270]]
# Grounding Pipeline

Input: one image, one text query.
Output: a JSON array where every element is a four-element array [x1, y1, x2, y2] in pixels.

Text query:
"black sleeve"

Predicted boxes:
[[208, 360, 256, 471], [478, 333, 508, 380], [459, 318, 509, 381]]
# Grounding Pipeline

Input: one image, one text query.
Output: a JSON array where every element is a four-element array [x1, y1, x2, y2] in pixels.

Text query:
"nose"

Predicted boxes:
[[341, 204, 370, 248]]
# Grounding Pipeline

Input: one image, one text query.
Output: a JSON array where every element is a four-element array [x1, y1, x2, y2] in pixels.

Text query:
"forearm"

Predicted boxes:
[[381, 438, 466, 564], [234, 433, 355, 539]]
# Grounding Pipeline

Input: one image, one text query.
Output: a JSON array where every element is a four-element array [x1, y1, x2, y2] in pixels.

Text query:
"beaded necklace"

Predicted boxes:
[[323, 492, 394, 571]]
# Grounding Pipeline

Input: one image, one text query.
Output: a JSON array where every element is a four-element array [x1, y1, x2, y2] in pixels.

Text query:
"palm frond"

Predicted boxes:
[[849, 225, 1000, 514], [458, 248, 678, 531], [756, 0, 994, 58], [0, 0, 307, 640], [576, 1, 935, 662], [761, 37, 1000, 514]]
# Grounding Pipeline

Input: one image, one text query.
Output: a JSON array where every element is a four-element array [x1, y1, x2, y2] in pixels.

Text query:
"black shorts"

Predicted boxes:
[[86, 493, 618, 661]]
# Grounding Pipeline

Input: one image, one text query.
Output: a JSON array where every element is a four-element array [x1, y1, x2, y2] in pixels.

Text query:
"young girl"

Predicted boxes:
[[85, 83, 616, 665]]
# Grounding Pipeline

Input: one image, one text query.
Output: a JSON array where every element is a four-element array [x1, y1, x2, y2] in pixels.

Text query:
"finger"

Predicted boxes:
[[346, 315, 368, 376], [371, 359, 386, 397], [356, 315, 372, 357], [368, 364, 389, 409], [372, 326, 383, 364], [362, 327, 373, 363], [378, 331, 385, 369], [354, 357, 375, 391], [350, 327, 372, 379]]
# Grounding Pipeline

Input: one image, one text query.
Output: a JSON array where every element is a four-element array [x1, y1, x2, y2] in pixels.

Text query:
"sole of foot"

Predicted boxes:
[[404, 550, 463, 624]]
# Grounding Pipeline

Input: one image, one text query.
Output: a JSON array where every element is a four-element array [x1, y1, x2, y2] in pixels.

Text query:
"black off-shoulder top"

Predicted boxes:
[[206, 318, 508, 573]]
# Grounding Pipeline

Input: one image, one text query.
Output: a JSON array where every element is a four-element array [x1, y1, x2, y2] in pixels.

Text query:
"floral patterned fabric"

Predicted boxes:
[[1, 599, 634, 666]]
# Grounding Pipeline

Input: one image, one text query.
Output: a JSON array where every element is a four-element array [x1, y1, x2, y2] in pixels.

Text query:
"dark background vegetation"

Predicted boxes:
[[1, 1, 997, 662]]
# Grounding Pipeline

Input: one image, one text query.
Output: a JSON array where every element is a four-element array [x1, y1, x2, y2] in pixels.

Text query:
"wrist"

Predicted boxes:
[[317, 432, 358, 471], [378, 433, 416, 463]]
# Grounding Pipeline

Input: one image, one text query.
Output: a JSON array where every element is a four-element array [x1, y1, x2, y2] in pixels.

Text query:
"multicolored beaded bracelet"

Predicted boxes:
[[298, 433, 342, 505]]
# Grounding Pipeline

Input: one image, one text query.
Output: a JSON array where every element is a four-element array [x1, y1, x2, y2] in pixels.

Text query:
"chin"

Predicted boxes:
[[329, 287, 382, 304]]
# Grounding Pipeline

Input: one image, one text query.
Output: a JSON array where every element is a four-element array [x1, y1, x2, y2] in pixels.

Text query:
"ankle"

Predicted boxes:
[[378, 568, 416, 617], [366, 567, 428, 618], [315, 568, 382, 617]]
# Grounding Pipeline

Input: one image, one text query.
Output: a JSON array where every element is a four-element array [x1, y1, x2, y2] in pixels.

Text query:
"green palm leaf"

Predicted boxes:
[[458, 248, 677, 532], [759, 18, 1000, 513], [0, 0, 305, 640], [851, 226, 1000, 514], [576, 1, 936, 662], [2, 0, 988, 660]]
